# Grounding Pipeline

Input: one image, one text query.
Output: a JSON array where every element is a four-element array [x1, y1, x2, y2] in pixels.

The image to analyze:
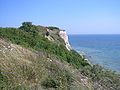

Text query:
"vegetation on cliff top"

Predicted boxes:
[[0, 22, 89, 69], [0, 22, 120, 90]]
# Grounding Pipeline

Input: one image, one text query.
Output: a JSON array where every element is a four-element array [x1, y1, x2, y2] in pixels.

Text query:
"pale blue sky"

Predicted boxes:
[[0, 0, 120, 34]]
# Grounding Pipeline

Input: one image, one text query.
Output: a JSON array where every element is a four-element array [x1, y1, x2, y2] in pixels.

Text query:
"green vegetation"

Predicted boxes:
[[0, 41, 88, 89], [0, 22, 120, 90], [46, 26, 59, 30], [41, 64, 73, 89], [0, 22, 89, 69], [81, 65, 120, 89], [0, 68, 9, 89]]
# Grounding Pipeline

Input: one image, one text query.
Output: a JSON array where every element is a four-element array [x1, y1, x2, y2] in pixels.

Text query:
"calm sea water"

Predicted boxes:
[[69, 34, 120, 73]]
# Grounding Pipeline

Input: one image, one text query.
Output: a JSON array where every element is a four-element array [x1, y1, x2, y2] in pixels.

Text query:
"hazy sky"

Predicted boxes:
[[0, 0, 120, 34]]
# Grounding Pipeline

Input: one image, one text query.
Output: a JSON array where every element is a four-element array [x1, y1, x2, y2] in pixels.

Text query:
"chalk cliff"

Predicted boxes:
[[59, 30, 72, 51], [44, 28, 72, 51]]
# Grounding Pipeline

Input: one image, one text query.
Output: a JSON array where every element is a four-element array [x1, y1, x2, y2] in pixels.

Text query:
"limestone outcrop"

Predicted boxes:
[[59, 30, 72, 51]]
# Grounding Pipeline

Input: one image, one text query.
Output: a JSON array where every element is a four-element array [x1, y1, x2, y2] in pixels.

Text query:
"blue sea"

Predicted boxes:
[[69, 34, 120, 73]]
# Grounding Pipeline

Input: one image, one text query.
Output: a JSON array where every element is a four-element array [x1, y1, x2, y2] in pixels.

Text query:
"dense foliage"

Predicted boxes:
[[46, 26, 60, 30], [0, 22, 89, 69]]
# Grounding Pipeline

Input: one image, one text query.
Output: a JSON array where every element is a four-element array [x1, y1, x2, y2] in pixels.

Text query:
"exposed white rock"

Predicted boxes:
[[45, 29, 54, 41], [59, 30, 72, 51], [45, 35, 54, 41]]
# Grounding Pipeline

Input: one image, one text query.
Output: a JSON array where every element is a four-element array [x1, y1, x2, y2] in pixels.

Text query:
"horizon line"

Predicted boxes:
[[68, 34, 120, 35]]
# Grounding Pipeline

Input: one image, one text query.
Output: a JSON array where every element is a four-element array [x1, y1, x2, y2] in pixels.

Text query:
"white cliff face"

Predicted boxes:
[[59, 30, 72, 51], [45, 29, 54, 41]]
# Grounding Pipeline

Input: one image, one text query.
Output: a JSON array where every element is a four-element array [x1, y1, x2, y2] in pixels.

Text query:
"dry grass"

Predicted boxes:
[[0, 39, 93, 90]]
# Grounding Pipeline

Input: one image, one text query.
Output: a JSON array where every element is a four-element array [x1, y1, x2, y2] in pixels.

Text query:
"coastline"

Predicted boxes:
[[77, 51, 93, 66], [77, 50, 120, 74]]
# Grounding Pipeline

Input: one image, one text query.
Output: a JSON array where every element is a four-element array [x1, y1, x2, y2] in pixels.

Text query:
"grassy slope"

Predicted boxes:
[[0, 22, 91, 90], [0, 39, 92, 90], [0, 22, 120, 90]]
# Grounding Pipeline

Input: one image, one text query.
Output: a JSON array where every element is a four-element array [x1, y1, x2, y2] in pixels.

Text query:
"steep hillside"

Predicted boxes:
[[0, 39, 96, 90], [0, 22, 89, 69], [0, 22, 120, 90], [0, 22, 91, 90]]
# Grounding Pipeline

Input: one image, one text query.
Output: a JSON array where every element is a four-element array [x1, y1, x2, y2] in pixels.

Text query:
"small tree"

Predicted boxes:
[[22, 22, 32, 27], [19, 22, 33, 32], [19, 22, 38, 37]]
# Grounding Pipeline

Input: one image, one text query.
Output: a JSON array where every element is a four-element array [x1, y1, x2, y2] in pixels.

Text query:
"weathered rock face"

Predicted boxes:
[[45, 29, 55, 41], [44, 28, 72, 51], [59, 30, 72, 51]]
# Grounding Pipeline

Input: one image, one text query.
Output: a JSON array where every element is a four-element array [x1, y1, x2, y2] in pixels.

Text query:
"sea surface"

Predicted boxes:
[[69, 34, 120, 73]]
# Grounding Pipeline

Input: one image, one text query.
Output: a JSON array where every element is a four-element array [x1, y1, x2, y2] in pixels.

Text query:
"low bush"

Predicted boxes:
[[46, 26, 59, 30]]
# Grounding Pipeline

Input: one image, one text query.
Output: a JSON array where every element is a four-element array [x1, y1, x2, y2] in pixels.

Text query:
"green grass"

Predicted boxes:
[[1, 22, 120, 89], [0, 38, 90, 90], [0, 47, 87, 90]]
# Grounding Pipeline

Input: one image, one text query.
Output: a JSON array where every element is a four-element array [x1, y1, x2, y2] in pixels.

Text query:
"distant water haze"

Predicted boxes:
[[69, 34, 120, 73]]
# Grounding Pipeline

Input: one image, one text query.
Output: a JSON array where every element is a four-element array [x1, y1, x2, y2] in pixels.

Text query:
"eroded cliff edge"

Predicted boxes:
[[43, 27, 72, 51], [59, 30, 72, 51]]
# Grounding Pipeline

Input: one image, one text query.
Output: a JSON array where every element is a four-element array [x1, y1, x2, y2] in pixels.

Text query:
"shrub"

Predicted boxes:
[[12, 85, 29, 90], [41, 77, 60, 88], [46, 26, 59, 30], [0, 69, 9, 89]]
